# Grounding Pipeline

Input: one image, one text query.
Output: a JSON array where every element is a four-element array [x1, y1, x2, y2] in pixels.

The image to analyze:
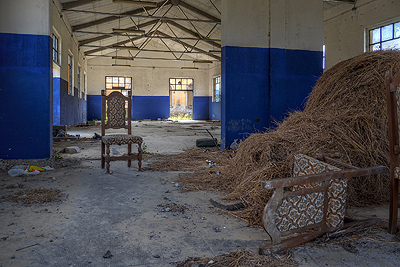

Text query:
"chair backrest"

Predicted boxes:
[[101, 90, 132, 135]]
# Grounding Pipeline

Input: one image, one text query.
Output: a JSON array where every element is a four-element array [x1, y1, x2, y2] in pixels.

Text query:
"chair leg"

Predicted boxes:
[[138, 143, 142, 171], [128, 143, 132, 167], [106, 144, 111, 173], [101, 142, 105, 169]]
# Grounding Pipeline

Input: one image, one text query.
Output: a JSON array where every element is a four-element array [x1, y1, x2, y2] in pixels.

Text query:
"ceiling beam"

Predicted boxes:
[[82, 44, 220, 54], [178, 1, 220, 22], [156, 30, 220, 60], [84, 29, 220, 61], [76, 30, 221, 42], [63, 9, 220, 24], [323, 0, 355, 3], [79, 19, 159, 46], [166, 20, 220, 48], [62, 0, 101, 10], [71, 0, 171, 31]]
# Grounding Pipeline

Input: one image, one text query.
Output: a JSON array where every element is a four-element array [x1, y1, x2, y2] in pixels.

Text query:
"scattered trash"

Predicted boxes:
[[206, 160, 217, 167], [213, 227, 221, 232], [208, 260, 215, 264], [175, 183, 179, 187], [64, 147, 81, 154], [103, 250, 113, 259], [229, 139, 240, 150], [8, 165, 54, 177], [202, 149, 210, 153], [93, 133, 101, 140], [16, 243, 39, 252], [112, 148, 120, 155]]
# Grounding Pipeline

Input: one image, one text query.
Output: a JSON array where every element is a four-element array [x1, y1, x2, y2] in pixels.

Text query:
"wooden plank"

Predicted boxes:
[[259, 218, 380, 255], [386, 70, 400, 234], [262, 166, 387, 189]]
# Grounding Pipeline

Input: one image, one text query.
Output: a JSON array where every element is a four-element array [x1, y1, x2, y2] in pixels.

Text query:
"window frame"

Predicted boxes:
[[366, 19, 400, 52], [212, 76, 221, 102], [77, 65, 81, 99], [52, 31, 61, 65], [68, 53, 74, 96], [105, 76, 132, 96]]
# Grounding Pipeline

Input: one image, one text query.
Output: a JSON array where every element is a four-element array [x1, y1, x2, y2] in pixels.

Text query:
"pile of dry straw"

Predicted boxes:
[[214, 50, 400, 225]]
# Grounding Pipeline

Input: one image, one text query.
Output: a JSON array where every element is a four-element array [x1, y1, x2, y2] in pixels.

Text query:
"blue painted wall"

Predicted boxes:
[[58, 79, 86, 127], [87, 95, 101, 121], [132, 96, 169, 120], [53, 77, 61, 125], [209, 97, 221, 121], [0, 32, 52, 159], [221, 46, 322, 149], [269, 48, 322, 126], [193, 96, 209, 120], [221, 46, 270, 149]]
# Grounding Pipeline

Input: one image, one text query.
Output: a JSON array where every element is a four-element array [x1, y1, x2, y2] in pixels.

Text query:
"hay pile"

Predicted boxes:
[[218, 50, 400, 225]]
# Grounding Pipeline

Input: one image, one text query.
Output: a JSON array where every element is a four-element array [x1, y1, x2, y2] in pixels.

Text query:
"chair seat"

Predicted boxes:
[[102, 134, 143, 145]]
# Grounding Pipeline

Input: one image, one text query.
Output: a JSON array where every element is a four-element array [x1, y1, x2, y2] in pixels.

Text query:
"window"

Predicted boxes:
[[213, 76, 221, 102], [52, 33, 60, 65], [368, 21, 400, 51], [77, 66, 81, 98], [83, 72, 87, 100], [68, 54, 74, 95], [105, 76, 132, 96]]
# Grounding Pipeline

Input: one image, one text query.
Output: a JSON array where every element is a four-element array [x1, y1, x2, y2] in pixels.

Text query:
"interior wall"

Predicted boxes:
[[221, 0, 323, 149], [86, 55, 211, 120], [0, 0, 53, 159], [52, 0, 87, 127], [324, 0, 400, 70]]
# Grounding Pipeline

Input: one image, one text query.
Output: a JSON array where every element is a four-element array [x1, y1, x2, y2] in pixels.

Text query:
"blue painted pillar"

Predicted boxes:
[[221, 0, 323, 149], [0, 0, 53, 159]]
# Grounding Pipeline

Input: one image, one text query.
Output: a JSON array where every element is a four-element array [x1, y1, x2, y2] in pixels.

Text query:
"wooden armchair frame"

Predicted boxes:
[[385, 70, 400, 234], [259, 154, 386, 254]]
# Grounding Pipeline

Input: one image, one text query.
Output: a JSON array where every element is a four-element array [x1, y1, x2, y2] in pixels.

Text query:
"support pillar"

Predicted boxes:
[[0, 0, 53, 159], [221, 0, 323, 149]]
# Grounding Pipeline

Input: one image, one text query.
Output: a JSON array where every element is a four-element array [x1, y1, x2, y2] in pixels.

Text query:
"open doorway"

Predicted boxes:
[[169, 78, 194, 120]]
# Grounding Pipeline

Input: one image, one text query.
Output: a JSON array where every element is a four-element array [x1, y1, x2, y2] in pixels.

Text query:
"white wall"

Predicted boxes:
[[324, 0, 400, 70], [52, 0, 87, 91], [0, 0, 51, 36], [222, 0, 323, 51], [87, 55, 211, 97]]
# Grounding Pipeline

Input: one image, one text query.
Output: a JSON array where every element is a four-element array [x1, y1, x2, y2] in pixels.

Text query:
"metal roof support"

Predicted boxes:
[[71, 0, 171, 31], [79, 19, 159, 46]]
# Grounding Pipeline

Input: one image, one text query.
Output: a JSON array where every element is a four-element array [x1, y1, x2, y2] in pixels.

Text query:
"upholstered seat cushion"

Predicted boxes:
[[101, 134, 143, 145]]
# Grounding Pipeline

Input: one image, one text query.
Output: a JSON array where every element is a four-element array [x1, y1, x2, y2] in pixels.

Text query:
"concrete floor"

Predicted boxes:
[[1, 120, 400, 266]]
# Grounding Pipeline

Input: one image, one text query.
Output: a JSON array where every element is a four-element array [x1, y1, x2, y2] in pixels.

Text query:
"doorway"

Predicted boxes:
[[169, 78, 194, 120]]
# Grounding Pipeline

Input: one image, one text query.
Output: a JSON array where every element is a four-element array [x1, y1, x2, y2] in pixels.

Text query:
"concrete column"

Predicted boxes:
[[0, 0, 53, 159], [221, 0, 323, 149]]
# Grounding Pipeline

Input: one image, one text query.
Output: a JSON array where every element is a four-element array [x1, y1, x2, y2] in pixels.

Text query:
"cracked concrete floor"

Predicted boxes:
[[1, 120, 400, 266]]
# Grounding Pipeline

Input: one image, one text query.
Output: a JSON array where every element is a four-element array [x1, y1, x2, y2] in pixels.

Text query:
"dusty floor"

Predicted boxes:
[[1, 120, 400, 266]]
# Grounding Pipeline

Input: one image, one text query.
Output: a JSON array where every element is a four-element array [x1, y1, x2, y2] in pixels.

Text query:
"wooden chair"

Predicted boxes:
[[101, 90, 143, 173], [259, 154, 386, 254], [385, 70, 400, 234]]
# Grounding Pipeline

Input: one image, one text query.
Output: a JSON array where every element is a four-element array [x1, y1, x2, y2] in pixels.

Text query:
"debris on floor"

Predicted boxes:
[[3, 188, 62, 204], [175, 250, 297, 267], [64, 146, 81, 154], [8, 165, 54, 177], [167, 51, 400, 226]]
